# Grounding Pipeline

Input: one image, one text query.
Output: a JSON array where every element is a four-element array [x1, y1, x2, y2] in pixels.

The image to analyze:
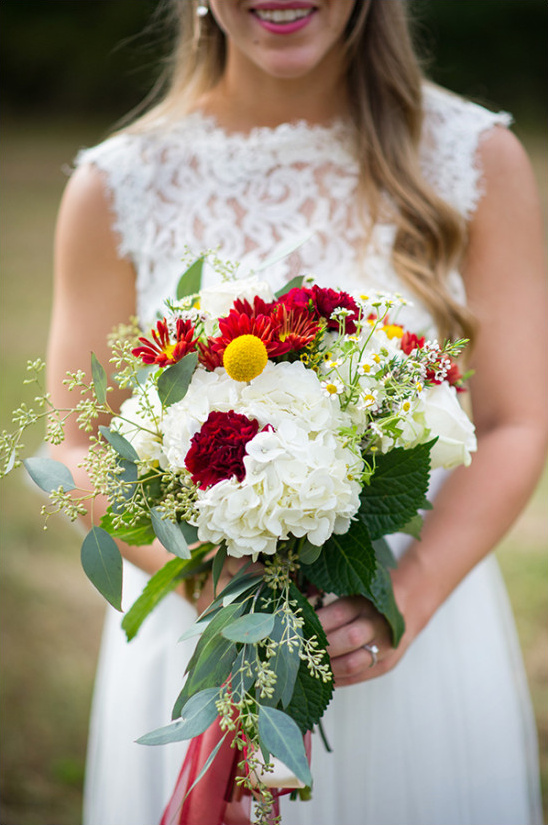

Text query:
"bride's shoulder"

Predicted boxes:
[[420, 83, 513, 218]]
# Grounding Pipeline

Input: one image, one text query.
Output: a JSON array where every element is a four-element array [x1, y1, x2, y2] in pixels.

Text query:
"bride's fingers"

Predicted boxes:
[[316, 595, 377, 634]]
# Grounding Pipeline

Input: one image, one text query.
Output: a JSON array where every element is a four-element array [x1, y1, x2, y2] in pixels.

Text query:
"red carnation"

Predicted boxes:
[[184, 410, 260, 489], [311, 286, 359, 334], [132, 318, 198, 366], [277, 287, 316, 314], [426, 358, 465, 391]]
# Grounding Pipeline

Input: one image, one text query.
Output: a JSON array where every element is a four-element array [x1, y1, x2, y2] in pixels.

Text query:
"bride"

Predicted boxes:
[[49, 1, 546, 823]]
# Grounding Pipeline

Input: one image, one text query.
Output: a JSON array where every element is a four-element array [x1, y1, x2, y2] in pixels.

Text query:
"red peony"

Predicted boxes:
[[184, 410, 260, 489], [132, 318, 198, 366]]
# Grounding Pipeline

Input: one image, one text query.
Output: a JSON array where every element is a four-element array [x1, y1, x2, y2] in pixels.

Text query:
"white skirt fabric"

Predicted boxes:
[[83, 536, 543, 825]]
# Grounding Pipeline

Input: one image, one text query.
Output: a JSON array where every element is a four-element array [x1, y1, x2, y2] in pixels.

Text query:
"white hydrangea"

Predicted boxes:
[[193, 418, 362, 558], [199, 276, 274, 320]]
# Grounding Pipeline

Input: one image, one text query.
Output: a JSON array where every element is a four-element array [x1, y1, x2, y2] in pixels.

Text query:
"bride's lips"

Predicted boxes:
[[250, 2, 318, 35]]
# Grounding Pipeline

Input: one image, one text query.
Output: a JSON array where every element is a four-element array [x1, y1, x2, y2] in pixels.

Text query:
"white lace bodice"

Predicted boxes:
[[76, 84, 510, 331]]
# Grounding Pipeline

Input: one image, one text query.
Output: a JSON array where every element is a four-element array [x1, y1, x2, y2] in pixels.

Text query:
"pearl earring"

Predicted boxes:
[[196, 2, 209, 16]]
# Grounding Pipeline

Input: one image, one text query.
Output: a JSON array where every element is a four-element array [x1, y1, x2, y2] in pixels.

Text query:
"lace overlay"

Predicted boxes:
[[76, 85, 511, 329]]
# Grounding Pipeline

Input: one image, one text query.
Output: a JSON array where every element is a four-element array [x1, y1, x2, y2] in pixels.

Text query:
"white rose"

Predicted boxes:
[[199, 276, 274, 320], [418, 383, 477, 469]]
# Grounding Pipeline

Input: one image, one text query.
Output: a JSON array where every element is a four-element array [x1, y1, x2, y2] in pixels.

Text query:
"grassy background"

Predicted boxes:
[[1, 119, 547, 824]]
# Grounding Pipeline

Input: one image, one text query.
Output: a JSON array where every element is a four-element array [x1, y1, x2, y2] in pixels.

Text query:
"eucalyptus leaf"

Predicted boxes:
[[157, 352, 198, 407], [258, 705, 312, 788], [222, 612, 274, 644], [266, 612, 302, 708], [176, 258, 204, 300], [231, 645, 256, 702], [122, 557, 190, 641], [81, 526, 123, 611], [151, 508, 190, 559], [99, 426, 139, 463], [180, 520, 199, 545], [137, 688, 219, 745], [257, 233, 313, 274], [24, 456, 76, 493], [212, 544, 227, 595], [91, 352, 107, 404]]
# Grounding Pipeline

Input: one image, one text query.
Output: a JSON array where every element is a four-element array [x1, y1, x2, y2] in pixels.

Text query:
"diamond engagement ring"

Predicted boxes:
[[363, 642, 379, 668]]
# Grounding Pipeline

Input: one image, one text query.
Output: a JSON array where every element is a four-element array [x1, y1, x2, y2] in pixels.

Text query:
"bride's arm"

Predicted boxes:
[[319, 127, 548, 685], [48, 164, 183, 579]]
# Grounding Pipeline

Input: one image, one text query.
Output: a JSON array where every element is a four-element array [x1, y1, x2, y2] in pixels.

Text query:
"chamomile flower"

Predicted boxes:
[[321, 378, 344, 397]]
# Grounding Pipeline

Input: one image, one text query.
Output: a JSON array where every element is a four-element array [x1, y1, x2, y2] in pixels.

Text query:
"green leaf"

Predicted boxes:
[[212, 544, 227, 595], [122, 557, 189, 641], [181, 734, 228, 802], [258, 232, 313, 274], [230, 645, 256, 702], [24, 456, 76, 493], [151, 508, 191, 559], [99, 426, 139, 463], [100, 509, 156, 547], [359, 441, 434, 539], [173, 602, 244, 718], [372, 537, 397, 569], [399, 513, 424, 540], [304, 520, 404, 645], [157, 352, 198, 407], [137, 688, 219, 745], [222, 613, 274, 644], [81, 526, 123, 611], [180, 520, 199, 545], [274, 274, 305, 298], [304, 518, 377, 598], [176, 257, 204, 300], [298, 540, 322, 565], [266, 612, 302, 709], [91, 352, 107, 404], [282, 585, 333, 731], [369, 563, 405, 646], [258, 706, 312, 788], [110, 459, 138, 513]]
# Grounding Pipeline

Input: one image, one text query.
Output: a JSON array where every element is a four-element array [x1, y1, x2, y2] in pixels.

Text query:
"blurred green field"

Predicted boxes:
[[1, 119, 547, 825]]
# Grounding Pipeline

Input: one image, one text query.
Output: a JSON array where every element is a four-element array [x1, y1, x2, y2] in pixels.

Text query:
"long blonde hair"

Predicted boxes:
[[128, 0, 475, 342]]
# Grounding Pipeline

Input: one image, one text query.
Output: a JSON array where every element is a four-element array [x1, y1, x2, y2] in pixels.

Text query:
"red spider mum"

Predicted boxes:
[[270, 303, 321, 353], [132, 318, 198, 366], [184, 410, 260, 489], [231, 295, 275, 318]]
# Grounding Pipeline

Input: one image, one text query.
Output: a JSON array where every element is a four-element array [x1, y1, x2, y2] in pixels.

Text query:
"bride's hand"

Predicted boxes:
[[316, 595, 407, 686]]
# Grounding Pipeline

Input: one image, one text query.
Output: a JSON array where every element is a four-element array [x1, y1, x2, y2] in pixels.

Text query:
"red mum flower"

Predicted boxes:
[[184, 410, 260, 489], [232, 295, 275, 318], [311, 286, 360, 334], [400, 331, 426, 355], [270, 303, 321, 353], [132, 318, 198, 366], [199, 310, 279, 369], [277, 287, 316, 314]]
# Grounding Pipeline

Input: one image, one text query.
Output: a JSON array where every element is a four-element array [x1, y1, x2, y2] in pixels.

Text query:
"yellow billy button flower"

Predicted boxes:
[[382, 323, 404, 340], [223, 334, 269, 382]]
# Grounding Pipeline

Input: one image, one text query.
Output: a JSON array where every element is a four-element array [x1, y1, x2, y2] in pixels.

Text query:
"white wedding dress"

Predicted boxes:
[[77, 85, 543, 825]]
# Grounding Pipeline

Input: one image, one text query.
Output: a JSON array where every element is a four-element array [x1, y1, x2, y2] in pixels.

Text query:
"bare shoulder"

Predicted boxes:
[[475, 126, 540, 208]]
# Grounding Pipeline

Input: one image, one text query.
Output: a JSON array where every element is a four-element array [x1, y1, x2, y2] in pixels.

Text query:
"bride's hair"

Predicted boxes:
[[128, 0, 474, 342]]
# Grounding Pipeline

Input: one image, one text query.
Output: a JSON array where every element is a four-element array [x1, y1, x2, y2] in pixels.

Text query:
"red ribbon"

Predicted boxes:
[[161, 721, 311, 825]]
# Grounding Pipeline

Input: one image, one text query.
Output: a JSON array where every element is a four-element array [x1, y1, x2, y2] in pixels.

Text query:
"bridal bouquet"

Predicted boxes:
[[1, 257, 476, 824]]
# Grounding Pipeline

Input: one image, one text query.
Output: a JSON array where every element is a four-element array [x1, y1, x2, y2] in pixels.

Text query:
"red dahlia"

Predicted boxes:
[[184, 410, 260, 489], [132, 318, 198, 366]]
